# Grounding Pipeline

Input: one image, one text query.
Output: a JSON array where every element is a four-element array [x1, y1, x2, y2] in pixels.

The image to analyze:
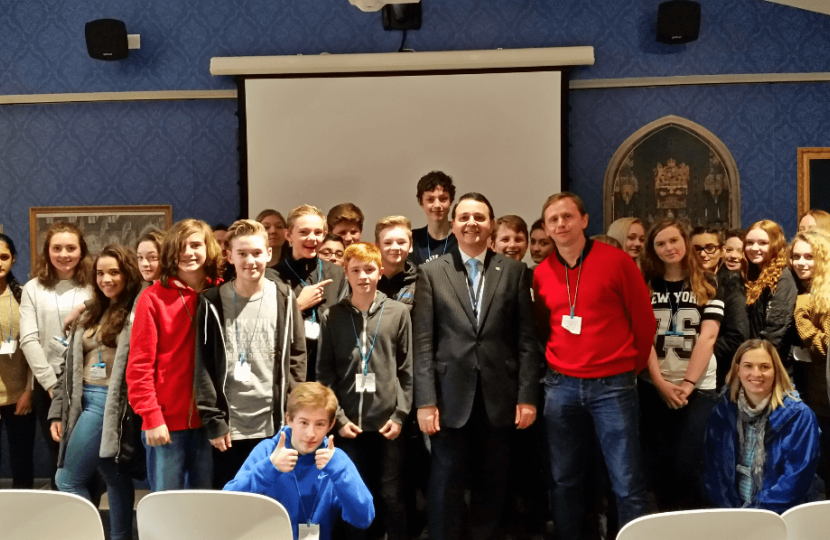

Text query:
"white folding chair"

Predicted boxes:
[[137, 490, 293, 540], [0, 489, 105, 540], [782, 500, 830, 540], [617, 508, 787, 540]]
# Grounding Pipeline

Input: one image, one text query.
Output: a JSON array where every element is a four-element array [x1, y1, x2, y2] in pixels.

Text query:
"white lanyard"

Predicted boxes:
[[565, 250, 584, 318], [233, 281, 264, 365], [55, 288, 77, 330]]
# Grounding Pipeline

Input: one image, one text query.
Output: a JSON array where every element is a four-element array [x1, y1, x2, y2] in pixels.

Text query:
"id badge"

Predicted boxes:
[[304, 319, 320, 340], [234, 361, 252, 383], [48, 335, 68, 356], [0, 339, 18, 355], [560, 315, 582, 335], [90, 364, 107, 380], [664, 334, 685, 349], [355, 373, 376, 393], [298, 523, 320, 540]]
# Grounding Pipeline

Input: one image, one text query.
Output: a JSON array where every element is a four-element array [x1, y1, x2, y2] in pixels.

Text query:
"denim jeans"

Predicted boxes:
[[143, 426, 212, 491], [56, 385, 135, 540], [543, 370, 647, 540]]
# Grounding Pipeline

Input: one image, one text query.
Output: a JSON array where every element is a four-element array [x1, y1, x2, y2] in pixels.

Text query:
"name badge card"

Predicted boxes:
[[561, 315, 582, 335], [298, 523, 320, 540], [0, 339, 18, 355], [48, 335, 68, 356], [90, 364, 107, 380], [355, 373, 376, 393], [664, 334, 685, 349], [304, 320, 320, 340], [234, 361, 252, 383]]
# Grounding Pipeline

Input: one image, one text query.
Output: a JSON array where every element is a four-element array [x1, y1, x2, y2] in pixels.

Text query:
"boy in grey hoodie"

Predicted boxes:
[[316, 242, 412, 540]]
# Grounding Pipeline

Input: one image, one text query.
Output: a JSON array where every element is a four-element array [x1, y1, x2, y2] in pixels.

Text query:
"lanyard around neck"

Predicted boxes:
[[233, 281, 264, 365], [55, 287, 77, 331], [287, 258, 323, 323], [565, 250, 584, 318], [292, 450, 323, 526], [350, 300, 386, 375]]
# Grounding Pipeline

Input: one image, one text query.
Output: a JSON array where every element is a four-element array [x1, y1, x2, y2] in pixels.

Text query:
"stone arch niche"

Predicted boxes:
[[603, 115, 740, 232]]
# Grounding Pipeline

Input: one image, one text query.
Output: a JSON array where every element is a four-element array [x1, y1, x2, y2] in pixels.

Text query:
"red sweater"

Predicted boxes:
[[127, 279, 202, 432], [533, 240, 656, 378]]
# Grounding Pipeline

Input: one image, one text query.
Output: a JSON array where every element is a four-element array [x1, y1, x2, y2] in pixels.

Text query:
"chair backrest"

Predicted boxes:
[[617, 508, 787, 540], [137, 490, 293, 540], [782, 500, 830, 540], [0, 490, 105, 540]]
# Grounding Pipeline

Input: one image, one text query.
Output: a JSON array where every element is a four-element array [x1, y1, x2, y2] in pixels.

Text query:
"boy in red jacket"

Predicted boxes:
[[127, 218, 224, 491]]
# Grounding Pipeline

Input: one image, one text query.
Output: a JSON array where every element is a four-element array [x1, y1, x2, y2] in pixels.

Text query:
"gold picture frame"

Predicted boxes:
[[797, 147, 830, 219], [29, 205, 172, 274]]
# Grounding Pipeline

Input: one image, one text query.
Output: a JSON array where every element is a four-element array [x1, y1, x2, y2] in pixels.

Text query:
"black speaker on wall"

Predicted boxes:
[[85, 19, 129, 60], [656, 1, 700, 44]]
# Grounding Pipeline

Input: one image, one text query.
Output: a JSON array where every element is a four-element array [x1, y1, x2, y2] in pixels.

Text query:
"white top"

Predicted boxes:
[[19, 278, 92, 390]]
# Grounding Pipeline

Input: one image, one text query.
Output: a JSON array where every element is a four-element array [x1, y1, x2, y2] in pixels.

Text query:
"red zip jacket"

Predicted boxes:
[[127, 279, 202, 432], [533, 240, 656, 378]]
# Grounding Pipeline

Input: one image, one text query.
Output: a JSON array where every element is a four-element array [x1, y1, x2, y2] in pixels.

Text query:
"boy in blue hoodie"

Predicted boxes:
[[224, 382, 374, 540]]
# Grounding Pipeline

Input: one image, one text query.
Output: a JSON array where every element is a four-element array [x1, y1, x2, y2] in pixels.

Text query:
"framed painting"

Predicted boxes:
[[797, 147, 830, 219], [604, 115, 740, 232], [29, 205, 172, 273]]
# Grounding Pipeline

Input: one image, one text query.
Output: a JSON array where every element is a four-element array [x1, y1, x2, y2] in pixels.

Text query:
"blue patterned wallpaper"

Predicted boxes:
[[2, 0, 830, 94], [570, 81, 830, 237], [0, 99, 239, 274]]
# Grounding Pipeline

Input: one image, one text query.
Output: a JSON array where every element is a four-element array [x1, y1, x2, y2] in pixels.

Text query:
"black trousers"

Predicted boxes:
[[212, 437, 266, 489], [0, 402, 36, 488], [32, 381, 59, 489], [428, 385, 512, 540], [337, 431, 407, 540]]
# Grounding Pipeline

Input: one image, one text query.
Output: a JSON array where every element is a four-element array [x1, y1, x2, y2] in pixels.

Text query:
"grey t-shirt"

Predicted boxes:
[[219, 280, 278, 440]]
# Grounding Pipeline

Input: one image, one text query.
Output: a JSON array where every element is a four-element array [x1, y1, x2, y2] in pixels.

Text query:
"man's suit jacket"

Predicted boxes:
[[413, 249, 541, 429]]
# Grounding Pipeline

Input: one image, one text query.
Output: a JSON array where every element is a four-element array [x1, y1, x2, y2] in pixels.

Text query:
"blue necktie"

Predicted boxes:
[[466, 259, 481, 314]]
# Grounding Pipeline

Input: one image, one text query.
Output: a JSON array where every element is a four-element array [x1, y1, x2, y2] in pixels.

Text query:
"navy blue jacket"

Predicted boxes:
[[704, 390, 820, 513]]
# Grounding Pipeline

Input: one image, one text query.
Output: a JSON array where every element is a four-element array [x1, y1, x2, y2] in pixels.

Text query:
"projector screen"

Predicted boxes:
[[243, 69, 565, 257]]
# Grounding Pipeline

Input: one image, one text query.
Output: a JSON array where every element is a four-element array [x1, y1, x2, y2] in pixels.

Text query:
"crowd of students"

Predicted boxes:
[[0, 170, 829, 540]]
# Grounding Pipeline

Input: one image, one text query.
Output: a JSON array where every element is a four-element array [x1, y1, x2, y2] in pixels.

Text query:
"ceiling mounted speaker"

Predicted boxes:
[[85, 19, 129, 60], [656, 1, 701, 44]]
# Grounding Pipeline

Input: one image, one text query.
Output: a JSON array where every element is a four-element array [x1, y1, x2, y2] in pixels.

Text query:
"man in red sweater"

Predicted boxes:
[[127, 219, 223, 491], [533, 193, 656, 540]]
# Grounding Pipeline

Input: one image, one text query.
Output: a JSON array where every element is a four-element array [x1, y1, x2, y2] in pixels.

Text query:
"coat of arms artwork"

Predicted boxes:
[[603, 115, 740, 231]]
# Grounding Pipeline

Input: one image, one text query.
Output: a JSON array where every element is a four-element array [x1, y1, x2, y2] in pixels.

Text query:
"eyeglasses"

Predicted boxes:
[[318, 249, 344, 259], [693, 244, 721, 255]]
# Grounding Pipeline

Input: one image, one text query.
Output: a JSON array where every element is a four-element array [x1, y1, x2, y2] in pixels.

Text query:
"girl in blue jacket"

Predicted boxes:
[[704, 339, 820, 513]]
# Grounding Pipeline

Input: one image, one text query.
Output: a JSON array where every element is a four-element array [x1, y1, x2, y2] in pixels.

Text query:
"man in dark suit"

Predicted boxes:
[[413, 192, 541, 540]]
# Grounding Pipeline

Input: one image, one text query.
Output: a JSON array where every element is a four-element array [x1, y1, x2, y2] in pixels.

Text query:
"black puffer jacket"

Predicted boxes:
[[746, 267, 798, 367]]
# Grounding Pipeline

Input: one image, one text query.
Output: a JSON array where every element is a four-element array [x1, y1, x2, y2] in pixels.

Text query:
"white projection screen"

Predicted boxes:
[[243, 69, 565, 253]]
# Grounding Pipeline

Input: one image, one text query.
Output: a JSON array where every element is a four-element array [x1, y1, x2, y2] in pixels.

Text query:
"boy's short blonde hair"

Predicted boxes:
[[226, 219, 268, 248], [343, 242, 382, 270], [286, 382, 338, 422], [286, 205, 327, 233], [374, 215, 413, 244]]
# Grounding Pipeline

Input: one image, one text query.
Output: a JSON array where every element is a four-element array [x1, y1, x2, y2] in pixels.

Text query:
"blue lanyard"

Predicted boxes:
[[427, 233, 449, 259], [95, 326, 106, 369], [292, 460, 323, 526], [350, 300, 386, 376], [286, 259, 322, 323], [233, 281, 264, 365]]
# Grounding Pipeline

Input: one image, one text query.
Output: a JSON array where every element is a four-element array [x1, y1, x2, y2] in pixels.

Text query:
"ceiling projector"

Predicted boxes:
[[349, 0, 419, 12]]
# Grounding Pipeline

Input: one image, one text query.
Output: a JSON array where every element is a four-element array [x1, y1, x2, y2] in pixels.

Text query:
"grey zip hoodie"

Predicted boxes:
[[316, 291, 413, 432]]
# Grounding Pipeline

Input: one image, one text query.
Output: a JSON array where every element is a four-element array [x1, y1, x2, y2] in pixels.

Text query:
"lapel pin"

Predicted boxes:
[[496, 267, 501, 271]]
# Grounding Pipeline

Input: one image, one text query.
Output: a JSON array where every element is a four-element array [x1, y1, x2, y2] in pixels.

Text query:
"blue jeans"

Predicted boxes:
[[543, 370, 647, 540], [143, 426, 212, 491], [56, 385, 135, 540]]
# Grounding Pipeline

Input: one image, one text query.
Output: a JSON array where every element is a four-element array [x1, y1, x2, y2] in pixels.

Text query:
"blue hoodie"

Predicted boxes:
[[704, 390, 820, 513], [224, 426, 374, 540]]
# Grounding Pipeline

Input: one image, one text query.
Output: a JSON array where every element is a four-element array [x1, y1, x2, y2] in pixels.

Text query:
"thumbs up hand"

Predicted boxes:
[[315, 435, 335, 470], [270, 431, 299, 473]]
